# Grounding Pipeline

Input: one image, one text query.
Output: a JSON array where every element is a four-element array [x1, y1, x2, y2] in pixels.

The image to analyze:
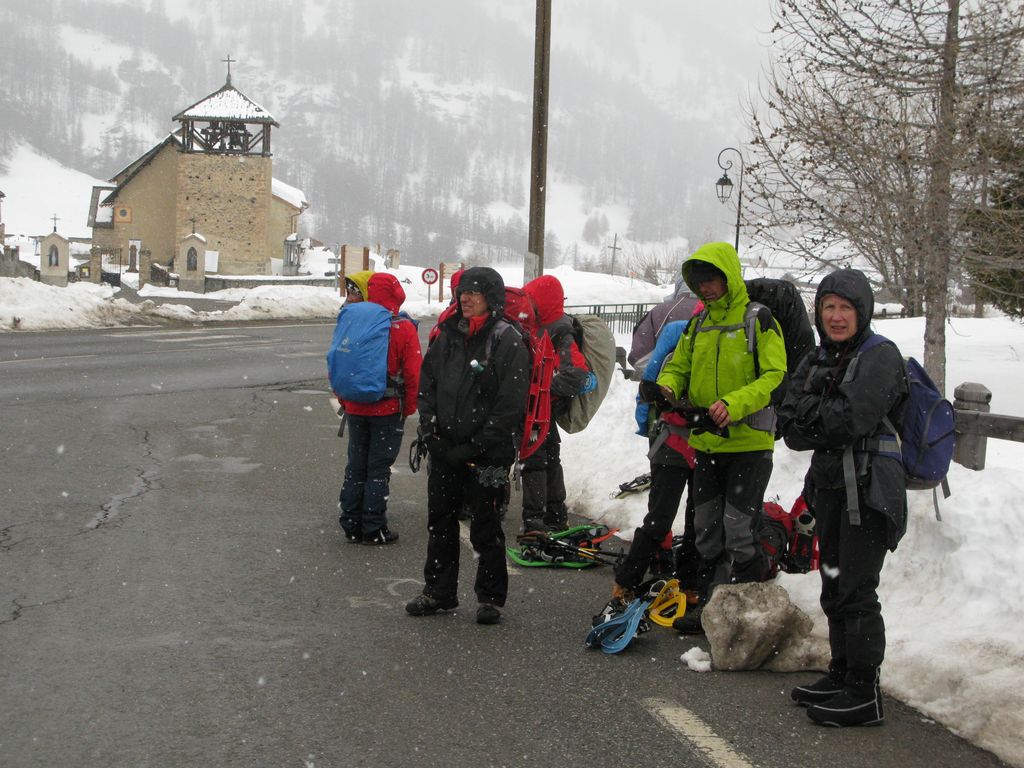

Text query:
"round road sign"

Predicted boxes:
[[422, 268, 439, 285]]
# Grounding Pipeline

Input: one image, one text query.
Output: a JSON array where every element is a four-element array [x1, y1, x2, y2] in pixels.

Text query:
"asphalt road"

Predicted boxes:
[[0, 321, 1008, 768]]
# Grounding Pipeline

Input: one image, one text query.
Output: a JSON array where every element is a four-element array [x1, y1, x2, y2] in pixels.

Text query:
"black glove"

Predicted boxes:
[[680, 406, 730, 438], [805, 363, 836, 394], [638, 380, 672, 409], [551, 369, 587, 398], [445, 443, 478, 466]]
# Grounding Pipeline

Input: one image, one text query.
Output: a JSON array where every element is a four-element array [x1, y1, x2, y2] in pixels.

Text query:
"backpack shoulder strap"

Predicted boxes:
[[483, 317, 519, 367], [841, 333, 898, 385], [686, 308, 710, 354]]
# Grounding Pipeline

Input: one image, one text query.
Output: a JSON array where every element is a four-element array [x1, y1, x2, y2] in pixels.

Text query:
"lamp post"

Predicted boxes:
[[715, 147, 744, 253]]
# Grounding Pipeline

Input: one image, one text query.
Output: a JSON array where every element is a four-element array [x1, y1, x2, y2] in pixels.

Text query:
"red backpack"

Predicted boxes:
[[759, 496, 819, 577], [501, 287, 555, 460], [427, 287, 556, 461]]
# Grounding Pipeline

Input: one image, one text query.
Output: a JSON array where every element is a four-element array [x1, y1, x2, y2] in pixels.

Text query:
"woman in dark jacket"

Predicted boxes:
[[406, 267, 529, 625], [778, 268, 908, 728]]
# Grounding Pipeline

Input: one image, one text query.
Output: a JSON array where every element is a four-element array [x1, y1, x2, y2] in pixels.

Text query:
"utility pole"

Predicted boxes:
[[526, 0, 551, 282]]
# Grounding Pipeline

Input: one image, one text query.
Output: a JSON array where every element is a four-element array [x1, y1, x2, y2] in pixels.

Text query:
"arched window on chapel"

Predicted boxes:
[[186, 247, 198, 272], [48, 245, 59, 267]]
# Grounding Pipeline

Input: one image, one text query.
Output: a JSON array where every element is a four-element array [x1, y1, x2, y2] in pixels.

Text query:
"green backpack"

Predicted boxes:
[[554, 314, 617, 434]]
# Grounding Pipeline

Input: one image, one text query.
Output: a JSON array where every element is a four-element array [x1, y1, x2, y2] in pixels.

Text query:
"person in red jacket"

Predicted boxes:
[[520, 274, 590, 532], [338, 272, 422, 545]]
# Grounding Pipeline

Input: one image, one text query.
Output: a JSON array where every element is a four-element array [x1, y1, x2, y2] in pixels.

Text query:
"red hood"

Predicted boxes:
[[367, 273, 405, 314], [524, 275, 565, 326]]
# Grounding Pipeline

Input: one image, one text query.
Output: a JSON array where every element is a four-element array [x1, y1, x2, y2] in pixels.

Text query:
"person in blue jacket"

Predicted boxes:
[[598, 311, 702, 618]]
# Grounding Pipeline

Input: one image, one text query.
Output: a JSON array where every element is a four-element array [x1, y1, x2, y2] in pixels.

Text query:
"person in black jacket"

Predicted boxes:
[[778, 268, 908, 728], [406, 266, 530, 626]]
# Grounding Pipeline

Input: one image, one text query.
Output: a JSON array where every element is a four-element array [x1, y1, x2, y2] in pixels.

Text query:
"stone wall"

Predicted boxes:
[[178, 153, 272, 275], [204, 276, 334, 292], [0, 246, 35, 279]]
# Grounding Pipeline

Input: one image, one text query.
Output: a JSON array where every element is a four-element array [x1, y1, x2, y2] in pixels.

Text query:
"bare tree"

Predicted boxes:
[[627, 243, 687, 285], [745, 0, 1024, 390]]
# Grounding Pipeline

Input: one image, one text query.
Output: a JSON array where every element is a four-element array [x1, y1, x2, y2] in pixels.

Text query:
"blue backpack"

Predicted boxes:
[[858, 335, 956, 494], [326, 302, 400, 403]]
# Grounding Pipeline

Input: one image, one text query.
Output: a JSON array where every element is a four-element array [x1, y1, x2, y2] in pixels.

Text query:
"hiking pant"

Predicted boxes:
[[520, 427, 567, 527], [338, 412, 404, 536], [424, 460, 509, 607], [692, 450, 773, 585], [811, 485, 888, 677], [615, 462, 694, 590]]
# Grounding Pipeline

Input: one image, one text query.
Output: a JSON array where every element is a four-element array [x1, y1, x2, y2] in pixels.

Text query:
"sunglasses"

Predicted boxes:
[[346, 285, 361, 295]]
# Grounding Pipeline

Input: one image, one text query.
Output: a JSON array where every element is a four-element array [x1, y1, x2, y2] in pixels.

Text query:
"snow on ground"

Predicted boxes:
[[2, 265, 1024, 767], [563, 312, 1024, 768]]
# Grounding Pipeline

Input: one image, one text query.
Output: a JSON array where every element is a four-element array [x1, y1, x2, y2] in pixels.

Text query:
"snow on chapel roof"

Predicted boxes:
[[272, 178, 308, 210], [172, 81, 278, 126]]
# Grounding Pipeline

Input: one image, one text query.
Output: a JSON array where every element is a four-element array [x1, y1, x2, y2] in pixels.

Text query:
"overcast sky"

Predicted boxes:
[[488, 0, 776, 131]]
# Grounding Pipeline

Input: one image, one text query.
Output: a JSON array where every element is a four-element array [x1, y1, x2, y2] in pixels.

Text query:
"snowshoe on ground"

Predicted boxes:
[[506, 524, 623, 568], [647, 579, 688, 628], [611, 472, 652, 499], [585, 595, 653, 654]]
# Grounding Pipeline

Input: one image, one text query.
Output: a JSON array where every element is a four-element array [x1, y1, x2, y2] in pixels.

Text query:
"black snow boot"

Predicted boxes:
[[731, 548, 769, 583], [791, 662, 846, 706], [672, 602, 705, 635], [806, 668, 884, 727]]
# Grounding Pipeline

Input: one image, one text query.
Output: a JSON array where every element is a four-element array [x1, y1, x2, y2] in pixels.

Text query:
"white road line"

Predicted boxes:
[[104, 330, 210, 337], [0, 353, 99, 365], [641, 698, 755, 768], [150, 334, 249, 342]]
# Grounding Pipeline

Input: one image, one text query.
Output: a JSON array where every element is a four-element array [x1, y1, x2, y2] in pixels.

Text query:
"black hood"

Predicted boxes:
[[456, 266, 506, 316], [815, 268, 874, 350]]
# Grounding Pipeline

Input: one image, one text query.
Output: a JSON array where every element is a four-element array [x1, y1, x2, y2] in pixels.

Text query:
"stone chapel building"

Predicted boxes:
[[87, 69, 307, 286]]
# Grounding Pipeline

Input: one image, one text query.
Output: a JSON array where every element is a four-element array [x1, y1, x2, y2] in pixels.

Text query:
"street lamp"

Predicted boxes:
[[716, 147, 744, 252]]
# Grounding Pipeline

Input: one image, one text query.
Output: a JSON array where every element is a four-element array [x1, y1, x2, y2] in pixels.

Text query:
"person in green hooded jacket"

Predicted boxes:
[[655, 242, 787, 632]]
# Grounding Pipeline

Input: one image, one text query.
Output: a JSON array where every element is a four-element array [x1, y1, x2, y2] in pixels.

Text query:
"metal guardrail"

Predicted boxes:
[[565, 303, 657, 335]]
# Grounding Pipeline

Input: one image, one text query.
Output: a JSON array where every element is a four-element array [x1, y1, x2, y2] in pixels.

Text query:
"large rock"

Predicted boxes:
[[701, 582, 829, 672]]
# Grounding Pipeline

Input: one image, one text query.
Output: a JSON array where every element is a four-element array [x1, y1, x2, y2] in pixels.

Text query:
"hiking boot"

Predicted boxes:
[[543, 513, 568, 532], [405, 593, 458, 616], [362, 526, 398, 545], [731, 550, 769, 584], [672, 603, 705, 635], [342, 527, 362, 544], [591, 596, 629, 627], [806, 685, 884, 727], [522, 517, 550, 534], [476, 604, 502, 625], [791, 670, 846, 706]]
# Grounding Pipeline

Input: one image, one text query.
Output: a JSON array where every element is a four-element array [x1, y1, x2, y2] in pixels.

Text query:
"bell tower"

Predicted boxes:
[[173, 55, 278, 156], [172, 56, 279, 274]]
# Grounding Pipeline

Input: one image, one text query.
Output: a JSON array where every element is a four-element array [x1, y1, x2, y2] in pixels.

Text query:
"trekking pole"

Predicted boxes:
[[408, 438, 427, 473]]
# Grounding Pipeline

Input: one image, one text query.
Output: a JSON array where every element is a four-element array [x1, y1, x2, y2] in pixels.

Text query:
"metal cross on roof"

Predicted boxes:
[[51, 213, 60, 232], [190, 216, 197, 234], [223, 53, 236, 85]]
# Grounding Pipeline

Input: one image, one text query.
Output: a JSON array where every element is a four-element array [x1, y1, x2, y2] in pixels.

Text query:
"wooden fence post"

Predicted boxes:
[[954, 382, 992, 471]]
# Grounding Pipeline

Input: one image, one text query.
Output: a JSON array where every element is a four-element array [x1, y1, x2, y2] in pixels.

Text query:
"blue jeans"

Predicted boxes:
[[339, 412, 405, 535]]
